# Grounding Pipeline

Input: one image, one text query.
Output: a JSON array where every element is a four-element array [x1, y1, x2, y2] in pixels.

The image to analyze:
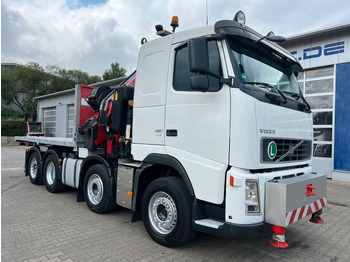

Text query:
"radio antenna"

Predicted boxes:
[[206, 0, 208, 25]]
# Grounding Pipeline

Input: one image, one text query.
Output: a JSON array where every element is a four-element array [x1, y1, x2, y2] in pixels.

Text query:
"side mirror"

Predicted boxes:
[[191, 75, 209, 92], [293, 71, 299, 77], [189, 37, 209, 74]]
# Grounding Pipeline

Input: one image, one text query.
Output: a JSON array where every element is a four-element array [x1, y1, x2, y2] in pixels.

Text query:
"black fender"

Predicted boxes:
[[25, 146, 43, 181], [77, 155, 117, 202], [142, 154, 195, 196], [131, 153, 195, 221], [42, 149, 63, 182]]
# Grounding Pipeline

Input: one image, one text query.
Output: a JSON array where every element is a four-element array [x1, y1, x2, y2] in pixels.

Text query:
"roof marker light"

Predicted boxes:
[[171, 16, 179, 32], [234, 11, 246, 25]]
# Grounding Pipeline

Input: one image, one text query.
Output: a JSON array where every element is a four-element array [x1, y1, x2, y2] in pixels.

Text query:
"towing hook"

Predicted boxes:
[[306, 184, 317, 196]]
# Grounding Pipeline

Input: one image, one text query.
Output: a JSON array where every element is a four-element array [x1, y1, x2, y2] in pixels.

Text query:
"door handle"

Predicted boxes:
[[166, 129, 178, 137]]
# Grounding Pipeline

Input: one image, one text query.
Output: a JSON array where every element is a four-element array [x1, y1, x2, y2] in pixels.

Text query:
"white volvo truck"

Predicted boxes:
[[16, 12, 327, 248]]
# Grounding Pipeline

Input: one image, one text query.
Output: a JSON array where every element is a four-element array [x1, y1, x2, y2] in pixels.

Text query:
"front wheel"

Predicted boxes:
[[141, 177, 196, 247], [84, 164, 116, 214]]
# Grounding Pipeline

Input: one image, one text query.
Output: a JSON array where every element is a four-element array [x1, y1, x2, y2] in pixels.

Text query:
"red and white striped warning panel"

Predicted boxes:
[[285, 197, 327, 226]]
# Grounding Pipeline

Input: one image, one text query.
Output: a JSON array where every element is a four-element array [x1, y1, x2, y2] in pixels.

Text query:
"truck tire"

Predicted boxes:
[[27, 151, 42, 185], [84, 164, 116, 214], [141, 177, 196, 247], [43, 154, 65, 193]]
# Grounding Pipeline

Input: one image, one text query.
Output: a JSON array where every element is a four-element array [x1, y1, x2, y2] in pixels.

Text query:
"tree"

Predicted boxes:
[[56, 68, 102, 86], [1, 61, 118, 117], [102, 62, 126, 81], [1, 68, 24, 111], [88, 75, 103, 84], [2, 63, 46, 114], [16, 62, 46, 95], [2, 62, 62, 114]]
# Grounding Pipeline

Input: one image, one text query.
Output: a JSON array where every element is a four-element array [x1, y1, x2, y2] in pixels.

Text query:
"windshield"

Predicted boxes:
[[228, 37, 309, 111], [29, 123, 42, 133]]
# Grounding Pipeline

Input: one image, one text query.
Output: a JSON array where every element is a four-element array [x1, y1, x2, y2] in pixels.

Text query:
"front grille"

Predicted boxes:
[[262, 139, 312, 163]]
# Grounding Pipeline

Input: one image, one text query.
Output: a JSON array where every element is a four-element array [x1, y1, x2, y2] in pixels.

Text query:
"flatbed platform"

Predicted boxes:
[[14, 136, 76, 148]]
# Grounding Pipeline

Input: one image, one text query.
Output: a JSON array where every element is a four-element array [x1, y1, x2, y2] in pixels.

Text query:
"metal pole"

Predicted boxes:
[[206, 0, 208, 25]]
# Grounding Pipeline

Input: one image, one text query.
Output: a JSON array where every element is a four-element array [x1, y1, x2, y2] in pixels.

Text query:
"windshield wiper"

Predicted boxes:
[[245, 82, 287, 104], [281, 90, 311, 112], [281, 90, 301, 100]]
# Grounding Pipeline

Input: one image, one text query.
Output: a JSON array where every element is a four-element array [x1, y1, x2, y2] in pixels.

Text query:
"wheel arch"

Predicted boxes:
[[42, 147, 68, 178], [77, 155, 116, 202], [25, 146, 43, 181], [132, 153, 195, 222], [42, 149, 62, 168], [42, 148, 68, 193], [142, 154, 194, 196]]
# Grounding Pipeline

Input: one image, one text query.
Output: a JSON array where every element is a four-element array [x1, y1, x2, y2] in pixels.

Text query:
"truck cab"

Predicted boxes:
[[131, 15, 325, 242]]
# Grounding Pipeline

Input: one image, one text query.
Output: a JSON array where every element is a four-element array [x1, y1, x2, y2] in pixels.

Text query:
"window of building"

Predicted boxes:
[[43, 107, 56, 137], [173, 41, 222, 92], [67, 104, 74, 138], [305, 95, 333, 109], [298, 65, 334, 158], [305, 79, 333, 94]]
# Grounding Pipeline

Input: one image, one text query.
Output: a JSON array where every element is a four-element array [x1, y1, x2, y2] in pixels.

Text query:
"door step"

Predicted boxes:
[[194, 219, 224, 229]]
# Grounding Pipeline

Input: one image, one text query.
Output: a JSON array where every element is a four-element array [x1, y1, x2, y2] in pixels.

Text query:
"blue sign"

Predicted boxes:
[[291, 41, 345, 61]]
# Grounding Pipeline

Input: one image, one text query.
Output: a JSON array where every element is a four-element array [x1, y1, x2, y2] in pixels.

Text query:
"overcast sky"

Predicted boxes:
[[2, 0, 350, 77]]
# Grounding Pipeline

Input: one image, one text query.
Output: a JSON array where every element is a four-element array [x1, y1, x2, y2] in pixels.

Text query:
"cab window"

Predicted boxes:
[[173, 41, 222, 92]]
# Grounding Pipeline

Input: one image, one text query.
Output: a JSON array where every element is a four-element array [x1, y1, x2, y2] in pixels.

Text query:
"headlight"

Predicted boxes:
[[247, 191, 256, 200], [245, 180, 260, 213]]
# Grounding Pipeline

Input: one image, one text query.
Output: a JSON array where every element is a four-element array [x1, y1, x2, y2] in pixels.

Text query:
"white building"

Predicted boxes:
[[281, 23, 350, 182]]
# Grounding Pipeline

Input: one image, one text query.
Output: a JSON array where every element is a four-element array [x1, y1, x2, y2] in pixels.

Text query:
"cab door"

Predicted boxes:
[[165, 40, 231, 204]]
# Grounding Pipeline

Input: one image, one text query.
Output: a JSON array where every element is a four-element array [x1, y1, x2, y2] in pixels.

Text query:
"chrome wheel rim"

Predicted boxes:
[[29, 158, 38, 179], [148, 191, 177, 235], [87, 174, 104, 205], [46, 162, 55, 185]]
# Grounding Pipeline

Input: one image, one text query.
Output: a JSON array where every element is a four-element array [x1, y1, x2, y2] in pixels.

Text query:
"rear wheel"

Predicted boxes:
[[84, 164, 116, 214], [141, 177, 196, 247], [43, 154, 65, 193], [27, 152, 42, 185]]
